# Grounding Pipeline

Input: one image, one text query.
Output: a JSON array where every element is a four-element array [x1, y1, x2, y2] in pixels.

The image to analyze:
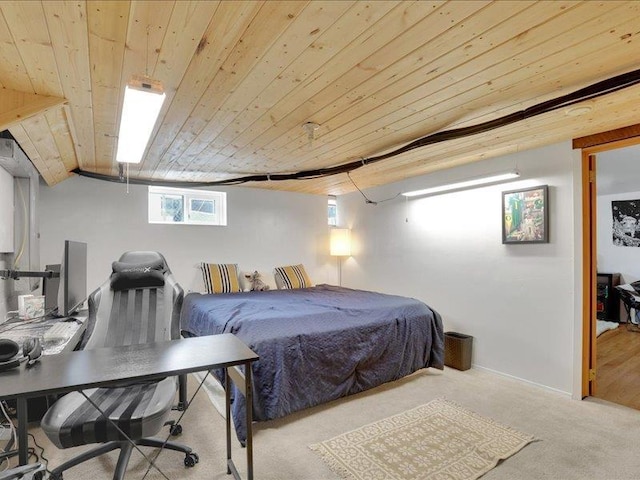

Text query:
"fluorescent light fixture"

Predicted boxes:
[[116, 75, 166, 164], [330, 228, 351, 256], [402, 171, 520, 198]]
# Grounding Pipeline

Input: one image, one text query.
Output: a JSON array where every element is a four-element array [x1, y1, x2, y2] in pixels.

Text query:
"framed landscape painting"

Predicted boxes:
[[502, 185, 549, 244]]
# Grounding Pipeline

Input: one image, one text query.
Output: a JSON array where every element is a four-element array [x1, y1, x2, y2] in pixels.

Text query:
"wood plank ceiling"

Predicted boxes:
[[0, 1, 639, 195]]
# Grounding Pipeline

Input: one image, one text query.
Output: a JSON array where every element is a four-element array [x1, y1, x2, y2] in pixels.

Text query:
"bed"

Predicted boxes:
[[180, 284, 444, 442]]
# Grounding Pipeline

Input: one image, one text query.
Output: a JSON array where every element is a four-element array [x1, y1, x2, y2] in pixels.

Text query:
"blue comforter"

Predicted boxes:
[[180, 284, 444, 441]]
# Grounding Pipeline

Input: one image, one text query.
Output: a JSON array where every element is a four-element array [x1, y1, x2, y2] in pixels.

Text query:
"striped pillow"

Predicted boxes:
[[274, 264, 312, 289], [201, 263, 241, 294]]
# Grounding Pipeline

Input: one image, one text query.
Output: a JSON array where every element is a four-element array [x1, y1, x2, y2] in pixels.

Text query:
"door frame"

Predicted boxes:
[[575, 126, 640, 397]]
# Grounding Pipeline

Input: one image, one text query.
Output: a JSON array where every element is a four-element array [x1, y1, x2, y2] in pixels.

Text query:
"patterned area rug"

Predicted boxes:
[[309, 398, 534, 480]]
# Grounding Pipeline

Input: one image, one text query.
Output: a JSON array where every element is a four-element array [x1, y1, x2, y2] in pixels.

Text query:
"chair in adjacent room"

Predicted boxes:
[[40, 251, 198, 480]]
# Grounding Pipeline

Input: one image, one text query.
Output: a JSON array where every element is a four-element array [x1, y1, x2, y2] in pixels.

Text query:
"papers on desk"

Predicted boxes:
[[43, 321, 81, 348]]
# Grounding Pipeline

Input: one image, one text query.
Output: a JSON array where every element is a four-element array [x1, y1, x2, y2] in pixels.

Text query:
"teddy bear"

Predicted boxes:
[[247, 271, 270, 291]]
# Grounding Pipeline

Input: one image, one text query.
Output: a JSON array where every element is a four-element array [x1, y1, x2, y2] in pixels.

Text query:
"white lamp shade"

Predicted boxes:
[[116, 81, 166, 164], [330, 228, 351, 256]]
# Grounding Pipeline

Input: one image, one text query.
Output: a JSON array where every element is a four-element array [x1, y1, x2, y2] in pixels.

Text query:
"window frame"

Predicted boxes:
[[148, 186, 227, 226], [328, 196, 337, 226]]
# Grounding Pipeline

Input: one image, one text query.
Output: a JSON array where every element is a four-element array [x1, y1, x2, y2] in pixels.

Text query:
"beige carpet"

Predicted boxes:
[[13, 367, 640, 479], [310, 398, 534, 480]]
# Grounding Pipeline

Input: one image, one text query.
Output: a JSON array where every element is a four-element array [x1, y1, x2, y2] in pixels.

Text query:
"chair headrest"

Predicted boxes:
[[118, 251, 168, 270], [110, 252, 168, 291]]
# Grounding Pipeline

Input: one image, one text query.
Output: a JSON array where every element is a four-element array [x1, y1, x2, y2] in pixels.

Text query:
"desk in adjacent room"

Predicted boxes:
[[0, 333, 259, 480], [596, 273, 621, 322]]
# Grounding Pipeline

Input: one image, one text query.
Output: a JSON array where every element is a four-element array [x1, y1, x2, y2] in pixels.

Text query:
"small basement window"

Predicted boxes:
[[148, 186, 227, 226], [328, 196, 337, 226]]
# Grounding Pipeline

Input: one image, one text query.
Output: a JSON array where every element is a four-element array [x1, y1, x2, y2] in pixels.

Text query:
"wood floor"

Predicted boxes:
[[595, 324, 640, 410]]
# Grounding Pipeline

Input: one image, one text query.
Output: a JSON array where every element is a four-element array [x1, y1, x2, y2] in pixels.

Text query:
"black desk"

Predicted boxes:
[[596, 272, 621, 321], [0, 334, 258, 480], [0, 316, 87, 426]]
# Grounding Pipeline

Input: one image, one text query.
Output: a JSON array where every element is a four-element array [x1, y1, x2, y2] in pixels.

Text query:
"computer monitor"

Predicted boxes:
[[57, 240, 87, 317]]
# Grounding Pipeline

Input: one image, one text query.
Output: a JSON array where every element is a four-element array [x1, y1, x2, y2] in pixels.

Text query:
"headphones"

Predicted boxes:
[[0, 337, 42, 372]]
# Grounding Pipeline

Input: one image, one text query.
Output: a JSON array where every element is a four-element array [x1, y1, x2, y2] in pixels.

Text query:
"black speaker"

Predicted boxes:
[[0, 337, 42, 372]]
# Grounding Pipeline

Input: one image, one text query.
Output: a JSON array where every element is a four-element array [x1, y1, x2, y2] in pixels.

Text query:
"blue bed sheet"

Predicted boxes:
[[180, 284, 444, 441]]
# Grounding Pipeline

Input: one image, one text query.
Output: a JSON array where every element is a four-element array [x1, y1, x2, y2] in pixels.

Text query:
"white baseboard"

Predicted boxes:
[[472, 364, 572, 397]]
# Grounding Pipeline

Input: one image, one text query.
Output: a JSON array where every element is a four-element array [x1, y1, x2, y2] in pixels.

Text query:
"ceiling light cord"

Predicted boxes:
[[145, 25, 150, 77], [348, 172, 377, 205], [73, 67, 640, 188], [347, 172, 399, 206]]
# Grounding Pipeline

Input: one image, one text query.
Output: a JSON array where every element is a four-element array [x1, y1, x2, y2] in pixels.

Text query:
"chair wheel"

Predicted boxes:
[[170, 423, 182, 436], [50, 473, 63, 480], [33, 472, 44, 480], [184, 452, 199, 467]]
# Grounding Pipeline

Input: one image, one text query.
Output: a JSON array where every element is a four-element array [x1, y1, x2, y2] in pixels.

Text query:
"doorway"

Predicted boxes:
[[593, 144, 640, 409], [577, 125, 640, 403]]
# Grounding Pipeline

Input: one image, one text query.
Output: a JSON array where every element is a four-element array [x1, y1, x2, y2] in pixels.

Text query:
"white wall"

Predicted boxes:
[[596, 145, 640, 283], [596, 144, 640, 196], [38, 176, 335, 295], [341, 141, 577, 394], [597, 190, 640, 283], [0, 166, 13, 323], [0, 165, 13, 253], [36, 144, 581, 394]]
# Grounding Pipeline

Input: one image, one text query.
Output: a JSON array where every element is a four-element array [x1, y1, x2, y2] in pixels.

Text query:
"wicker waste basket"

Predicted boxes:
[[444, 332, 473, 371]]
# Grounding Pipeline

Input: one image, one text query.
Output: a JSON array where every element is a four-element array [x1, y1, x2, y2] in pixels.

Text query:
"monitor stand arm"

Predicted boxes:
[[0, 270, 60, 280]]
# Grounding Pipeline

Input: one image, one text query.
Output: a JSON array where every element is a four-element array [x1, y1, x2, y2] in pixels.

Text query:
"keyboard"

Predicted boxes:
[[43, 321, 79, 346]]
